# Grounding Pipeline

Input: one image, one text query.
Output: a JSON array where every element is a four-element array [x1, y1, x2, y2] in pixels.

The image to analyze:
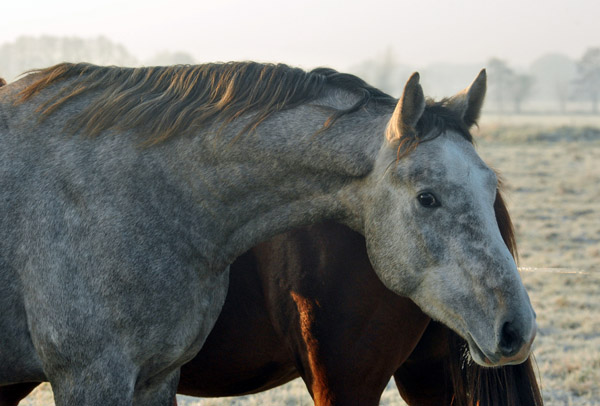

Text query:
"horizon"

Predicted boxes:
[[2, 0, 598, 71]]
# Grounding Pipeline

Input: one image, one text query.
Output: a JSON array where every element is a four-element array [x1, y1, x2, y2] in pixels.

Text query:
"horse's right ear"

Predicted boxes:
[[386, 72, 425, 142]]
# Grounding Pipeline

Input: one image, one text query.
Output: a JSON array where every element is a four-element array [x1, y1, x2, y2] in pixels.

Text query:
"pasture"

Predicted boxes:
[[19, 118, 600, 405]]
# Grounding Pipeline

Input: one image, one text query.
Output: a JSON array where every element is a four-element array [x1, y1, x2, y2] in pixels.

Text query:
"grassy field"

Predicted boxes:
[[480, 113, 600, 128], [20, 118, 600, 405], [476, 131, 600, 406]]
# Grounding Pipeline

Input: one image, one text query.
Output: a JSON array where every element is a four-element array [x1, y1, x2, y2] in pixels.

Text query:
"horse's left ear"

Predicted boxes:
[[386, 72, 425, 143], [448, 69, 486, 128]]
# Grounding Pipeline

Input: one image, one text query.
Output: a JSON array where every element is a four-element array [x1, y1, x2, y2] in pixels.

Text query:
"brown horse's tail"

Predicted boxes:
[[447, 332, 543, 406], [0, 78, 6, 87]]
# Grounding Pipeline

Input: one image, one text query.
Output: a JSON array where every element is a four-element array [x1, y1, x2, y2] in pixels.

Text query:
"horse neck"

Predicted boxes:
[[172, 105, 386, 269]]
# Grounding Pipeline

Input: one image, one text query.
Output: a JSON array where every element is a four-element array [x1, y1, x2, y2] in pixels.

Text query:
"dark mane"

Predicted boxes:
[[448, 332, 543, 406], [18, 62, 395, 143], [494, 184, 519, 261]]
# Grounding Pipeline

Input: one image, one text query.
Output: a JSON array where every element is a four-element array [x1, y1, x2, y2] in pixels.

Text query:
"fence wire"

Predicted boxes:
[[518, 266, 594, 275]]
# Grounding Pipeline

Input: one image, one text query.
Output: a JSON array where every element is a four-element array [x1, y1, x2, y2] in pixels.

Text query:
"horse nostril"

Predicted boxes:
[[499, 321, 524, 357]]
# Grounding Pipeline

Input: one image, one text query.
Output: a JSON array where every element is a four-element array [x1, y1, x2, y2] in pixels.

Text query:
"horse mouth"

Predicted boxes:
[[466, 334, 500, 367], [466, 333, 533, 367]]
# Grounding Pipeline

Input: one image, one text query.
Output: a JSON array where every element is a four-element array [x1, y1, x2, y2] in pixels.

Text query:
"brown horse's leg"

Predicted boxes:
[[393, 321, 454, 406], [288, 288, 430, 406], [0, 383, 40, 406]]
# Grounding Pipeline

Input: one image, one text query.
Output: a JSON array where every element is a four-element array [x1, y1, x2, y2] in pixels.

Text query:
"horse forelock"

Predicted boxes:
[[394, 98, 474, 160], [17, 62, 395, 143]]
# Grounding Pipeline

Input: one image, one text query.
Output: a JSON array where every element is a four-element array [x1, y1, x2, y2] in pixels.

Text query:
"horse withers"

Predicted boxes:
[[0, 63, 536, 405]]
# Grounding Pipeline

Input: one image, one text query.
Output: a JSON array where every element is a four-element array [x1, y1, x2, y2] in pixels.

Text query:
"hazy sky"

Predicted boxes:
[[2, 0, 598, 70]]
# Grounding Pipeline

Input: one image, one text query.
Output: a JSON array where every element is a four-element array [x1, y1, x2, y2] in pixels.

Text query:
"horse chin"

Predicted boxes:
[[465, 335, 501, 367], [466, 334, 532, 367], [467, 339, 499, 368]]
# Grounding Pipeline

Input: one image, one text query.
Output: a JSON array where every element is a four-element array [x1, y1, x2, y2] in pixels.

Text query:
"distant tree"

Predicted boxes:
[[145, 51, 196, 66], [0, 36, 138, 82], [530, 53, 577, 113], [574, 47, 600, 113], [348, 49, 412, 96], [487, 58, 534, 113], [144, 51, 196, 66], [555, 81, 570, 113], [511, 74, 534, 113], [487, 58, 514, 112], [375, 47, 397, 94]]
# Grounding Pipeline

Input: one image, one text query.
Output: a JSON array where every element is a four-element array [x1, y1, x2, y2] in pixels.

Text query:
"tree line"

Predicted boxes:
[[488, 49, 600, 114], [0, 36, 196, 82], [352, 48, 600, 114], [1, 36, 599, 114]]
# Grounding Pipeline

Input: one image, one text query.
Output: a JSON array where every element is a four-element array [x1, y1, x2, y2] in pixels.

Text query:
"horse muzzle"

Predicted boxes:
[[470, 317, 537, 367], [496, 320, 537, 365]]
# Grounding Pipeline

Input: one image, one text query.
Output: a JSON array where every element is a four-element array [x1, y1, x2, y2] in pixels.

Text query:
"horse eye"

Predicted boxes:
[[417, 192, 440, 208]]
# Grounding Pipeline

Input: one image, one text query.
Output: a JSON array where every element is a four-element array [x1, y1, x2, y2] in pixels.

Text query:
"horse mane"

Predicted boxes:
[[447, 187, 543, 406], [17, 62, 395, 144], [494, 181, 519, 261], [18, 62, 476, 149]]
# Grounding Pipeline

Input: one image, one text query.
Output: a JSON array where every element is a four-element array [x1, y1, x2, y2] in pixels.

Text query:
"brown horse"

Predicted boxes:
[[0, 195, 542, 406]]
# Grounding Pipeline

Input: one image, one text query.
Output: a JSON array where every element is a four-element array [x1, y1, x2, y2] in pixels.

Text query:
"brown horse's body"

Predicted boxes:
[[177, 220, 542, 406], [1, 220, 541, 406], [178, 222, 435, 404]]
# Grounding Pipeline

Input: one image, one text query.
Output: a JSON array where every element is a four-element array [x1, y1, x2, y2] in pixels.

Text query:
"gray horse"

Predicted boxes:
[[0, 63, 536, 405]]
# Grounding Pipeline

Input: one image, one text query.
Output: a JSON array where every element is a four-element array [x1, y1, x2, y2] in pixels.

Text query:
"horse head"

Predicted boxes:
[[362, 71, 536, 367]]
